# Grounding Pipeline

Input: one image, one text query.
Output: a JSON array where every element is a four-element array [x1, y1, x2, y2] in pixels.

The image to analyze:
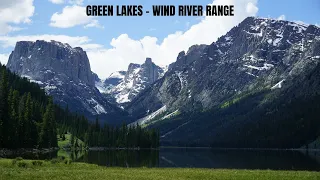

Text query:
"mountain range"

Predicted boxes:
[[5, 16, 320, 148]]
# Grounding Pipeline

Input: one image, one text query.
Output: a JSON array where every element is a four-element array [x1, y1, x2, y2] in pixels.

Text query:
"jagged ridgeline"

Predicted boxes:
[[0, 64, 159, 149], [127, 17, 320, 148]]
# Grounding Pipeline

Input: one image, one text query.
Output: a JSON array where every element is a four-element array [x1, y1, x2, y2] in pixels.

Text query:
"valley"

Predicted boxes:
[[0, 15, 320, 179], [3, 17, 320, 149]]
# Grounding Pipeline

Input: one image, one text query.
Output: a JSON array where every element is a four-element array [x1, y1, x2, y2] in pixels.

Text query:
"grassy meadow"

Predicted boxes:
[[0, 158, 319, 180]]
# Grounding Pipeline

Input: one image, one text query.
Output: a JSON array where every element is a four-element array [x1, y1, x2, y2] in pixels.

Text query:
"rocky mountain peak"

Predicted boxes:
[[6, 40, 125, 121], [7, 40, 94, 86], [145, 57, 153, 64], [98, 58, 166, 104]]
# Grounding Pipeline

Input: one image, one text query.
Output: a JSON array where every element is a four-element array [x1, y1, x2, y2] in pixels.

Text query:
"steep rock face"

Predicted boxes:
[[7, 40, 125, 122], [104, 71, 126, 86], [126, 17, 320, 119], [100, 58, 166, 104]]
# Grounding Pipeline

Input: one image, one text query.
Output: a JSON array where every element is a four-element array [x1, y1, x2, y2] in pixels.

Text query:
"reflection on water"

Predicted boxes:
[[76, 150, 159, 168], [2, 148, 320, 170], [159, 148, 320, 170], [76, 148, 320, 170], [1, 150, 58, 160]]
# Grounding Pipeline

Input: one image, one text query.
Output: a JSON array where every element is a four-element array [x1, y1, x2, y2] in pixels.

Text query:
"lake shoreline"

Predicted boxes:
[[0, 148, 59, 157], [1, 146, 320, 154]]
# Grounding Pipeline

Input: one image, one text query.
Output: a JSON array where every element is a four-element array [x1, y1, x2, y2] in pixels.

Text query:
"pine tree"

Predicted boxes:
[[39, 98, 56, 148], [71, 133, 75, 147], [0, 69, 9, 147], [18, 93, 26, 147], [95, 116, 100, 132], [24, 92, 32, 147], [9, 90, 19, 148]]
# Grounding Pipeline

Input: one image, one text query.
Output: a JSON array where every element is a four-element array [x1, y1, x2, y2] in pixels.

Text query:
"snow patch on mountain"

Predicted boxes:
[[100, 58, 167, 104], [130, 105, 167, 126], [271, 79, 285, 90], [109, 71, 126, 79], [244, 63, 274, 71], [87, 98, 107, 114]]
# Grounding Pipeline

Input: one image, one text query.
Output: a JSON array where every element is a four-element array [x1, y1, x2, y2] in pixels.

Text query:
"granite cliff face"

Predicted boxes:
[[6, 40, 126, 123], [126, 17, 320, 121], [98, 58, 166, 104]]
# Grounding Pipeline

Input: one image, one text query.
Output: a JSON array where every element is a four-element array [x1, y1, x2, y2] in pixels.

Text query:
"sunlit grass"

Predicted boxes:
[[0, 158, 319, 180]]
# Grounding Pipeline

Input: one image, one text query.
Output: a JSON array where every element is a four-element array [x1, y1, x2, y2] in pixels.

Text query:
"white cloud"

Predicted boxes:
[[0, 53, 10, 65], [0, 0, 35, 35], [0, 34, 97, 49], [48, 0, 83, 5], [68, 0, 84, 5], [1, 0, 259, 79], [87, 0, 259, 79], [49, 0, 65, 4], [50, 5, 102, 28], [277, 15, 286, 20], [84, 20, 104, 29]]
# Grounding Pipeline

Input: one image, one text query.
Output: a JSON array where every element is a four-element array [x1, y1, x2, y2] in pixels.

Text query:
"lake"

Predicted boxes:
[[2, 148, 320, 170]]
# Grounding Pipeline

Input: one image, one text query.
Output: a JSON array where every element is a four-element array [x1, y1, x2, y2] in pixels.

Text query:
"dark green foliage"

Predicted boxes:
[[0, 65, 57, 149], [11, 157, 23, 165], [17, 161, 28, 168], [32, 160, 43, 166], [39, 98, 57, 148], [85, 122, 160, 148], [64, 159, 72, 165], [50, 158, 61, 164]]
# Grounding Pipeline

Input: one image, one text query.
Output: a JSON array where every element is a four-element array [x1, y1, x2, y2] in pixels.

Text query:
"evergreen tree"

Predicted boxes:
[[95, 116, 100, 132], [24, 92, 32, 147], [39, 98, 56, 148], [0, 68, 9, 147], [9, 90, 19, 148], [71, 133, 75, 147], [18, 94, 26, 147]]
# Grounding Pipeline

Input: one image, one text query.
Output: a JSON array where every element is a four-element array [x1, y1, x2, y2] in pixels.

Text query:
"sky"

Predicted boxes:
[[0, 0, 319, 79]]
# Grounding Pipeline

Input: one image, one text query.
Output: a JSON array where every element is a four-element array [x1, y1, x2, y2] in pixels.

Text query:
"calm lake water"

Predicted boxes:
[[3, 148, 320, 171]]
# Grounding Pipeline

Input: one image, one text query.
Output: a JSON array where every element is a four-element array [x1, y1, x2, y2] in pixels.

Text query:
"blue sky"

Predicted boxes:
[[0, 0, 319, 78]]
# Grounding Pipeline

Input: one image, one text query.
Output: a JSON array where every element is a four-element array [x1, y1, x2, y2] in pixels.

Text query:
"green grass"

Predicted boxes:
[[0, 158, 319, 180], [57, 132, 86, 160], [57, 133, 85, 149]]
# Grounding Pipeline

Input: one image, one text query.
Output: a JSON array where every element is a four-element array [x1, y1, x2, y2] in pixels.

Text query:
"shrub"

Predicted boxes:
[[12, 157, 23, 165], [32, 160, 43, 166], [11, 159, 17, 165], [64, 159, 72, 165], [16, 157, 23, 161], [50, 158, 62, 164], [17, 161, 28, 168]]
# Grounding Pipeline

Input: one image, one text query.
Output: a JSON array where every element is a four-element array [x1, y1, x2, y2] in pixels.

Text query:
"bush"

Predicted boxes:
[[12, 157, 23, 165], [17, 161, 28, 168], [50, 158, 62, 164], [32, 160, 43, 166], [16, 157, 23, 161], [12, 159, 17, 165], [64, 159, 72, 165]]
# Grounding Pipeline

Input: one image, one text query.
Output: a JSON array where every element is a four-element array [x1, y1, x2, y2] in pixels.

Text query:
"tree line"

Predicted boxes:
[[0, 64, 159, 149], [84, 118, 160, 148]]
